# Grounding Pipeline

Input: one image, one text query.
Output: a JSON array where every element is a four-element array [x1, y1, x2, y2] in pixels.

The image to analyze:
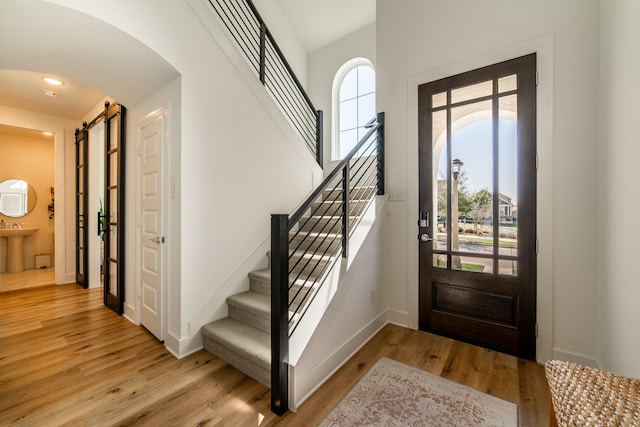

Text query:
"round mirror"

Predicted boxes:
[[0, 179, 37, 217]]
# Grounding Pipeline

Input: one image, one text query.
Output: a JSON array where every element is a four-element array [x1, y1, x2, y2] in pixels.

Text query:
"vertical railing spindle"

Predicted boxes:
[[342, 165, 350, 258], [259, 22, 266, 85], [316, 110, 324, 167], [376, 112, 385, 195], [271, 214, 289, 415]]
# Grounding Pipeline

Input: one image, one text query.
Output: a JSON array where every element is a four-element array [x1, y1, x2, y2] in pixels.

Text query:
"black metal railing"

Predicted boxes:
[[270, 112, 385, 415], [207, 0, 323, 165]]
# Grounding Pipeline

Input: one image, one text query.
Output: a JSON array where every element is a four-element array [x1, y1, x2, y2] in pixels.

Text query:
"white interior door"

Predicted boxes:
[[139, 114, 165, 340]]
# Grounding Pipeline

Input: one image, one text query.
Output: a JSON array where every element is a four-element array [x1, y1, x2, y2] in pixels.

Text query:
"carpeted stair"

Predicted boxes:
[[201, 186, 376, 387]]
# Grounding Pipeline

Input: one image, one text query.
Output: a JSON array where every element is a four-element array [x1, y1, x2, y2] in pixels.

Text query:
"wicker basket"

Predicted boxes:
[[545, 360, 640, 426]]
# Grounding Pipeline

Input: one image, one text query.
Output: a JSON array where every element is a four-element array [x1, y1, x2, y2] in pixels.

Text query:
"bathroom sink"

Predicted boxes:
[[0, 227, 38, 237], [0, 227, 38, 272]]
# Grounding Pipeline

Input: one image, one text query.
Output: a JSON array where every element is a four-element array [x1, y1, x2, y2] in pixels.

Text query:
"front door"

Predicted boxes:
[[139, 113, 165, 340], [418, 54, 537, 359]]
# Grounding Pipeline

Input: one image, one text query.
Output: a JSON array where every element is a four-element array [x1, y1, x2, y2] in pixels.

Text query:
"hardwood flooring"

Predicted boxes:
[[0, 283, 550, 426], [0, 267, 55, 292]]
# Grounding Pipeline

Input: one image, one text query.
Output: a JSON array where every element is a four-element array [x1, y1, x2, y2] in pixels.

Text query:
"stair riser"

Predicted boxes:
[[203, 336, 270, 387], [228, 305, 270, 333], [249, 275, 317, 302], [310, 201, 368, 216], [289, 237, 341, 256]]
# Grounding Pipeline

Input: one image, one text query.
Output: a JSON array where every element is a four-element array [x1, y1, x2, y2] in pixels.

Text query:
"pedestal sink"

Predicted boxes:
[[0, 228, 38, 273]]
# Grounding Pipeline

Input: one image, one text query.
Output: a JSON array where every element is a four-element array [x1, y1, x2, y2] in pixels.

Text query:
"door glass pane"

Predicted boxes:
[[432, 92, 446, 108], [78, 141, 84, 166], [498, 74, 517, 93], [499, 95, 518, 259], [453, 255, 493, 274], [110, 226, 118, 259], [108, 260, 117, 295], [109, 188, 118, 217], [433, 253, 447, 269], [451, 100, 494, 255], [78, 248, 84, 274], [432, 110, 447, 252], [109, 153, 118, 184], [451, 80, 492, 104], [110, 119, 119, 150], [78, 167, 84, 192], [499, 259, 518, 276]]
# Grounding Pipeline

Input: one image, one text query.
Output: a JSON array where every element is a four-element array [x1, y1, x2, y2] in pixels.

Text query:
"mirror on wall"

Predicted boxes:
[[0, 179, 37, 217]]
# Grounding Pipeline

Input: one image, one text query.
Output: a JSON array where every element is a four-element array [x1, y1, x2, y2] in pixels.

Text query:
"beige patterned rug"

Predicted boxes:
[[319, 357, 518, 427]]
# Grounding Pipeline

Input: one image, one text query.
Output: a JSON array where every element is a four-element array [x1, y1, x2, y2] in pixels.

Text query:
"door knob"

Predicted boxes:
[[419, 233, 434, 242], [149, 236, 161, 244]]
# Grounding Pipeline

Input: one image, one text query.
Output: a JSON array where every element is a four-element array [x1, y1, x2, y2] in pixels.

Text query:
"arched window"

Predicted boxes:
[[332, 58, 375, 161]]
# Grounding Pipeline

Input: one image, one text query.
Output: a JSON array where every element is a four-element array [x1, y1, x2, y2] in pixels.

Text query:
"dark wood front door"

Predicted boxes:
[[418, 54, 537, 359]]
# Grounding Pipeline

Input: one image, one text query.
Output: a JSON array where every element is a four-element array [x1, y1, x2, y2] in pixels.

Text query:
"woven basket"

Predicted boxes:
[[545, 360, 640, 426]]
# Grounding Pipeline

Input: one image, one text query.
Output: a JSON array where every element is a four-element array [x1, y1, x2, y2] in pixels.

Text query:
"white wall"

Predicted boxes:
[[33, 0, 321, 356], [597, 0, 640, 378], [290, 197, 389, 408], [253, 0, 308, 87], [377, 0, 600, 364], [307, 23, 376, 172]]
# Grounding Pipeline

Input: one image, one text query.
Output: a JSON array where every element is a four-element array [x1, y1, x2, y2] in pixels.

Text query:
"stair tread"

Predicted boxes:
[[227, 291, 269, 316], [201, 317, 270, 369], [249, 268, 323, 286]]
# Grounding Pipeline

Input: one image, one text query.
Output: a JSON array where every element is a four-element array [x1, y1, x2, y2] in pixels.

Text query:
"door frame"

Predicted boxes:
[[135, 107, 169, 341], [406, 37, 555, 362]]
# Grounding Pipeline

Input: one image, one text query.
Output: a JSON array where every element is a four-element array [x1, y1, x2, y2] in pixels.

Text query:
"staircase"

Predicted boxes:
[[201, 185, 377, 387]]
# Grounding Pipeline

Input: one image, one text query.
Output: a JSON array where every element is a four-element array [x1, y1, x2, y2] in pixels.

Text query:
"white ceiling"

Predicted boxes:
[[0, 0, 374, 123]]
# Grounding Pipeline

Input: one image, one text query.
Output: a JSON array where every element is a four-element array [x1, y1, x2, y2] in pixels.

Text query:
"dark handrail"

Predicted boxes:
[[271, 112, 385, 415]]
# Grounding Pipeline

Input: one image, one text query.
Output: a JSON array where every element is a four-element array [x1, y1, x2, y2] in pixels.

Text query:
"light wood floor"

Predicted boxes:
[[0, 267, 55, 292], [0, 283, 550, 426]]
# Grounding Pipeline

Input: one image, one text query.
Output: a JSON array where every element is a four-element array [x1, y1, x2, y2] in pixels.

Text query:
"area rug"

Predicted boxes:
[[319, 357, 518, 427]]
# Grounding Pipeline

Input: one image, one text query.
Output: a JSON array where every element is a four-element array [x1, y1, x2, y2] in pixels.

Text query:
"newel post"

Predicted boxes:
[[271, 214, 289, 415]]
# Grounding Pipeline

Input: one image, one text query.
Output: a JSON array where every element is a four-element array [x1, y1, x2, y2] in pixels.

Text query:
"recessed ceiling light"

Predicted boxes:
[[43, 132, 53, 136], [43, 77, 64, 86], [43, 89, 58, 98]]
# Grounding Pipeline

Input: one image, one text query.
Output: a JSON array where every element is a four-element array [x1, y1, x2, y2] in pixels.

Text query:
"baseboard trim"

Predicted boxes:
[[164, 331, 204, 359], [552, 348, 598, 368]]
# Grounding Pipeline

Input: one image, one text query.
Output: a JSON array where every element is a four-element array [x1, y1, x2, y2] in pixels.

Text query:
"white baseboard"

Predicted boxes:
[[123, 302, 136, 323], [164, 330, 204, 359], [552, 348, 598, 368]]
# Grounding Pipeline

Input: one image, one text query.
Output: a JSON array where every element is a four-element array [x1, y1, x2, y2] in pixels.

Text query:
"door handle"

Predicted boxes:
[[149, 236, 161, 244], [419, 233, 434, 242]]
